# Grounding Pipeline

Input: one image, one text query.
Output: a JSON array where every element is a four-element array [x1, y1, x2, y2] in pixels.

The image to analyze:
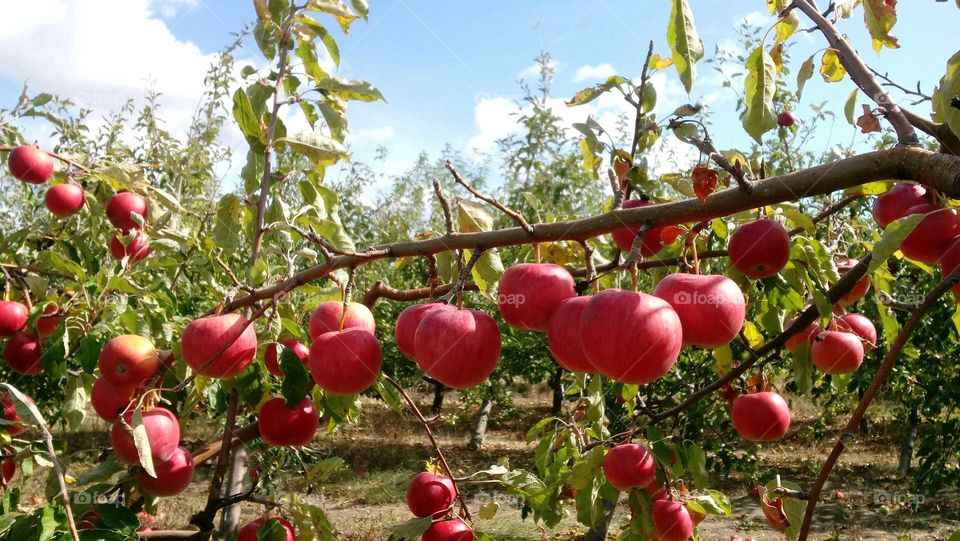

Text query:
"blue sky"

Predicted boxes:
[[0, 1, 956, 194]]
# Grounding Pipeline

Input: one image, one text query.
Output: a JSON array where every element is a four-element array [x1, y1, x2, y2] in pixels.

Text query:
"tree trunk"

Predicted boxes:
[[584, 498, 616, 541], [898, 409, 920, 473], [858, 389, 869, 433], [218, 446, 247, 540], [468, 399, 493, 450], [431, 381, 445, 414], [551, 367, 565, 417]]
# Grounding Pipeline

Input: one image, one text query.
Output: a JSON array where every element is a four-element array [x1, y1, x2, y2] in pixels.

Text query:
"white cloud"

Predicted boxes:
[[351, 126, 396, 143], [517, 58, 559, 80], [148, 0, 199, 18], [741, 10, 771, 27], [573, 63, 617, 82]]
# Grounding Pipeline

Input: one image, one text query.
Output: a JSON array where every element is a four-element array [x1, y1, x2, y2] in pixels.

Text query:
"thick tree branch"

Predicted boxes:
[[362, 280, 479, 308]]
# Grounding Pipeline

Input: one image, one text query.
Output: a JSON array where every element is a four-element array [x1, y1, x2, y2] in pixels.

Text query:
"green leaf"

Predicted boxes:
[[214, 194, 245, 255], [666, 0, 704, 93], [233, 88, 265, 144], [280, 347, 311, 406], [317, 99, 347, 141], [0, 385, 45, 428], [687, 444, 709, 489], [863, 0, 899, 52], [131, 408, 156, 478], [792, 340, 813, 395], [38, 251, 86, 281], [742, 47, 778, 143], [388, 517, 432, 539], [304, 0, 357, 32], [796, 54, 815, 99], [315, 77, 384, 102], [63, 376, 87, 430], [844, 89, 859, 125], [254, 19, 281, 61], [350, 0, 369, 20], [279, 132, 349, 165], [565, 76, 628, 106], [691, 490, 732, 516], [296, 39, 329, 86], [775, 10, 799, 43], [456, 199, 494, 233], [868, 213, 924, 273], [933, 49, 960, 140], [471, 250, 505, 300], [296, 16, 341, 68]]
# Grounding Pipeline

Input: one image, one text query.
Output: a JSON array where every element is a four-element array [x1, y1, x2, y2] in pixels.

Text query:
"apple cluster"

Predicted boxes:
[[404, 472, 472, 541]]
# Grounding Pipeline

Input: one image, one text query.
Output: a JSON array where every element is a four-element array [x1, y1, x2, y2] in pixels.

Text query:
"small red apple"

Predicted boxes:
[[0, 301, 28, 337], [264, 339, 309, 377], [110, 407, 181, 464], [91, 377, 134, 422], [106, 191, 148, 232], [308, 301, 375, 340], [309, 329, 382, 395], [731, 392, 791, 442], [652, 500, 695, 541], [611, 199, 666, 256], [579, 289, 682, 385], [238, 516, 296, 541], [36, 305, 61, 338], [777, 111, 796, 127], [0, 393, 28, 436], [0, 456, 15, 487], [138, 446, 194, 497], [547, 296, 595, 373], [602, 443, 656, 490], [835, 258, 871, 306], [872, 183, 930, 228], [496, 263, 575, 331], [899, 204, 960, 264], [98, 335, 159, 388], [832, 314, 877, 353], [784, 317, 819, 352], [7, 146, 54, 184], [653, 273, 746, 348], [258, 397, 319, 447], [728, 219, 791, 279], [3, 333, 42, 375], [44, 184, 85, 217], [181, 313, 258, 378], [422, 519, 473, 541], [811, 330, 864, 374], [110, 229, 151, 263], [414, 308, 501, 389], [406, 472, 457, 518], [395, 303, 455, 360]]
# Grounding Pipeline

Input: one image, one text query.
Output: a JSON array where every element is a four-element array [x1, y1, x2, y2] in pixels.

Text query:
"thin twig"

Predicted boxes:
[[445, 161, 533, 234], [437, 249, 483, 304], [667, 119, 752, 192]]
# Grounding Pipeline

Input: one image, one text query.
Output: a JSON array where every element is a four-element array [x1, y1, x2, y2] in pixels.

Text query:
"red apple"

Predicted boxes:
[[496, 263, 575, 331], [873, 183, 930, 228], [900, 204, 960, 264], [811, 331, 864, 374], [395, 303, 456, 360], [99, 335, 159, 388], [106, 191, 148, 232], [138, 446, 194, 497], [110, 229, 151, 263], [44, 184, 85, 217], [414, 308, 501, 389], [602, 443, 656, 490], [264, 339, 309, 377], [652, 500, 694, 541], [36, 305, 61, 338], [0, 301, 28, 337], [731, 392, 791, 442], [308, 301, 375, 340], [3, 333, 42, 375], [91, 377, 134, 422], [406, 472, 457, 518], [110, 407, 180, 464], [939, 236, 960, 295], [547, 296, 595, 373], [0, 456, 15, 486], [784, 317, 819, 352], [309, 329, 382, 395], [728, 219, 791, 279], [181, 313, 258, 378], [579, 289, 682, 385], [422, 519, 473, 541], [777, 111, 796, 127], [611, 199, 665, 256], [833, 314, 877, 353], [653, 273, 746, 348], [835, 258, 871, 306], [0, 393, 27, 437], [238, 517, 296, 541], [259, 397, 319, 447], [7, 146, 53, 184]]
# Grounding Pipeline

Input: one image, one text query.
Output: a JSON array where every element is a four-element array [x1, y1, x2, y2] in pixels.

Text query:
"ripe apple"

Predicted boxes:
[[4, 333, 42, 375], [7, 146, 54, 184], [309, 329, 382, 395], [91, 377, 134, 422], [835, 258, 871, 306], [110, 407, 181, 464], [414, 308, 501, 389], [406, 472, 457, 518], [784, 317, 819, 352], [777, 111, 797, 127], [395, 303, 455, 360], [0, 456, 15, 487], [0, 393, 27, 437], [308, 301, 375, 340], [652, 273, 746, 348], [496, 263, 575, 331], [44, 184, 85, 217], [939, 236, 960, 295], [259, 397, 319, 447], [264, 339, 309, 377], [872, 183, 930, 228], [138, 446, 194, 497], [0, 301, 28, 337], [728, 219, 791, 279], [238, 516, 296, 541], [422, 519, 473, 541], [602, 443, 656, 490], [106, 191, 148, 232], [98, 335, 159, 388], [832, 314, 877, 353], [36, 305, 61, 338], [579, 289, 682, 385], [899, 204, 960, 264], [181, 313, 258, 378], [652, 500, 694, 541], [611, 199, 666, 256], [546, 296, 595, 373], [731, 392, 791, 442], [110, 229, 151, 263], [811, 331, 864, 374]]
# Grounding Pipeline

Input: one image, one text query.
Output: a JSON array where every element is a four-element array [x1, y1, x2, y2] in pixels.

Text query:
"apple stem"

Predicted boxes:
[[534, 243, 541, 264]]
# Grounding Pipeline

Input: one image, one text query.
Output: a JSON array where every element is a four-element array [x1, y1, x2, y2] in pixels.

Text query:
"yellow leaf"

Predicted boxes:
[[647, 53, 674, 71], [775, 11, 799, 43], [820, 49, 846, 83], [770, 43, 785, 73], [478, 501, 500, 520], [743, 322, 765, 349], [864, 0, 899, 53]]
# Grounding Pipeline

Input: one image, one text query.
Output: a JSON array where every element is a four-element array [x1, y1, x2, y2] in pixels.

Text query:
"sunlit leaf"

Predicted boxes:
[[667, 0, 704, 93], [742, 47, 778, 143], [820, 48, 846, 83], [863, 0, 899, 52]]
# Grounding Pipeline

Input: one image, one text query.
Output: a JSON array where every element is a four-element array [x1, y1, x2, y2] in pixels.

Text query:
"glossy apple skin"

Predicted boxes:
[[899, 204, 960, 264], [238, 516, 296, 541], [0, 393, 28, 437], [784, 317, 819, 352], [36, 305, 61, 338], [422, 519, 473, 541], [98, 335, 159, 388], [406, 472, 457, 518], [652, 500, 695, 541], [91, 377, 134, 422], [7, 146, 54, 184], [0, 301, 28, 337], [181, 313, 258, 378], [811, 331, 864, 375], [395, 303, 455, 361], [777, 111, 796, 127], [308, 301, 375, 340], [44, 184, 85, 217], [835, 259, 871, 306], [938, 236, 960, 296], [138, 446, 194, 497], [873, 183, 930, 228], [309, 329, 382, 395], [496, 263, 575, 331], [414, 308, 501, 389], [106, 192, 148, 232], [602, 443, 656, 490], [728, 219, 791, 279], [611, 199, 665, 256], [579, 289, 682, 385], [732, 392, 791, 442], [546, 296, 595, 373], [110, 229, 151, 263], [833, 314, 877, 353], [264, 339, 309, 377], [259, 397, 319, 447], [110, 407, 181, 464], [653, 273, 746, 348], [4, 333, 42, 375]]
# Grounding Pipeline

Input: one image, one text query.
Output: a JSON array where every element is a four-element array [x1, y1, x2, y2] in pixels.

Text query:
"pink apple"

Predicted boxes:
[[395, 303, 455, 361], [496, 263, 575, 331], [44, 184, 85, 217], [811, 331, 864, 374], [238, 517, 296, 541], [91, 377, 134, 422], [98, 335, 159, 388], [652, 500, 694, 541], [406, 472, 457, 518], [110, 229, 151, 263], [899, 203, 960, 264], [732, 392, 791, 441], [264, 339, 308, 377], [106, 191, 148, 232], [422, 519, 473, 541], [110, 407, 181, 464], [653, 273, 746, 348], [835, 258, 871, 306], [309, 329, 382, 395], [308, 301, 375, 340], [3, 333, 42, 375], [181, 313, 258, 378], [728, 219, 791, 279], [873, 183, 930, 228], [611, 199, 665, 256], [7, 146, 54, 184], [258, 397, 319, 447], [138, 446, 194, 497], [832, 314, 877, 354], [602, 443, 656, 490], [546, 296, 595, 373], [414, 308, 501, 389], [0, 301, 28, 337]]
